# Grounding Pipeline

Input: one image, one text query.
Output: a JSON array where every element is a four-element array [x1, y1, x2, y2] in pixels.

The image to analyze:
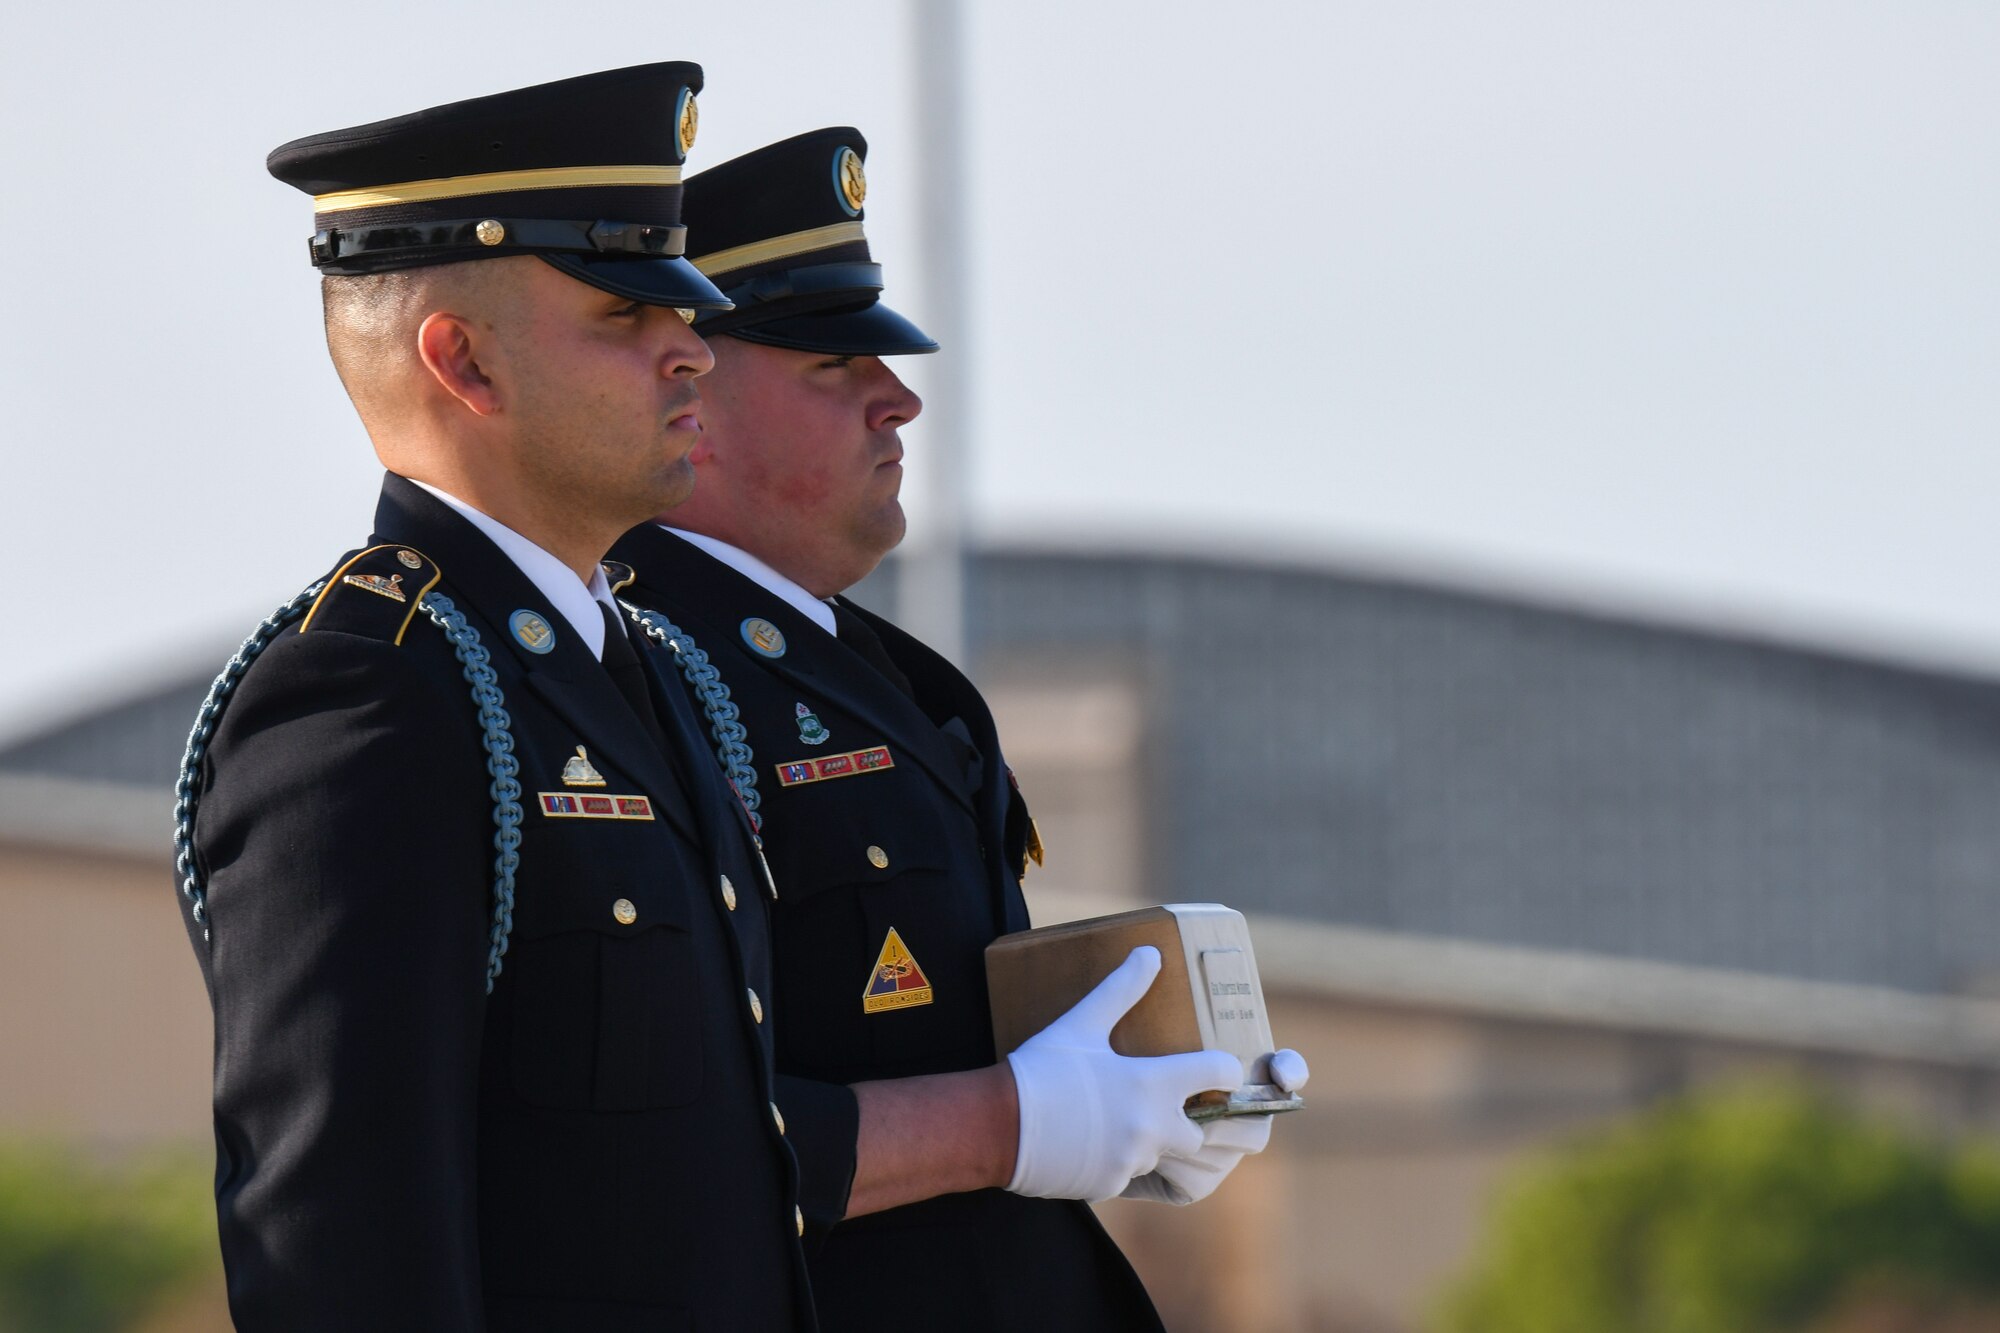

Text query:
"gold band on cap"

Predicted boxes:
[[314, 164, 684, 214], [692, 221, 867, 277]]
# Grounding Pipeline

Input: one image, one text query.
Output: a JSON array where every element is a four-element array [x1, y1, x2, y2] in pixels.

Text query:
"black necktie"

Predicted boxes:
[[599, 603, 669, 752], [832, 602, 917, 701]]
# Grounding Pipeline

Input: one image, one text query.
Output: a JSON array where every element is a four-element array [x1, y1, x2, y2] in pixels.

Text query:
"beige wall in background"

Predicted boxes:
[[0, 844, 211, 1144], [11, 842, 2000, 1331]]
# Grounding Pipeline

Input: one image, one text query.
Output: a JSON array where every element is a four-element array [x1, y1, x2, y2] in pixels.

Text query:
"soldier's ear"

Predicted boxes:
[[416, 311, 502, 417]]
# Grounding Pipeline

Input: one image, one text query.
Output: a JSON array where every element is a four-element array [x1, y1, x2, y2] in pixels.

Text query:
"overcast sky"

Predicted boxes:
[[2, 1, 1996, 742]]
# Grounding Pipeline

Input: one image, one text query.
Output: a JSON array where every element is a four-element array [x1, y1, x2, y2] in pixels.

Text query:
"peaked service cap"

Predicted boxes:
[[684, 127, 936, 354], [266, 62, 730, 310]]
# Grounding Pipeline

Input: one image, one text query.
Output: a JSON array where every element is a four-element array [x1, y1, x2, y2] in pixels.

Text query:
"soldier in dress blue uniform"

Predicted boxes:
[[175, 66, 819, 1330], [609, 128, 1311, 1332]]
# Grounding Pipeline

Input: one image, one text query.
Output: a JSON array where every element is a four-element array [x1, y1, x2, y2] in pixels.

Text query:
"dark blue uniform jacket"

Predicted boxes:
[[179, 476, 815, 1331], [608, 523, 1163, 1333]]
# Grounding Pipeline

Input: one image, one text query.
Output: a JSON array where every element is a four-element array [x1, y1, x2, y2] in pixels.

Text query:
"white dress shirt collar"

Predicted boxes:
[[663, 527, 837, 635], [411, 479, 621, 661]]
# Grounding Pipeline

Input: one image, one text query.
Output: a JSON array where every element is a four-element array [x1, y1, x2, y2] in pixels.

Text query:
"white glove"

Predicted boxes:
[[1006, 946, 1243, 1203], [1120, 1047, 1310, 1205]]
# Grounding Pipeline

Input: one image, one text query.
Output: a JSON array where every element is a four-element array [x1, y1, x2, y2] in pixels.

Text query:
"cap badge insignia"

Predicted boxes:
[[741, 617, 787, 658], [341, 571, 406, 603], [396, 549, 423, 569], [774, 745, 895, 788], [676, 88, 700, 158], [474, 219, 506, 247], [561, 746, 607, 788], [863, 926, 933, 1014], [833, 146, 867, 216], [795, 702, 830, 746], [537, 792, 655, 821], [511, 609, 557, 654]]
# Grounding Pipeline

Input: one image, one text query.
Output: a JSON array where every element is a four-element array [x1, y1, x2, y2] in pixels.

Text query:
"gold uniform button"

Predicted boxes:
[[612, 898, 638, 926], [748, 988, 764, 1024], [771, 1102, 786, 1134], [866, 845, 889, 869], [795, 1205, 804, 1237], [720, 874, 738, 911]]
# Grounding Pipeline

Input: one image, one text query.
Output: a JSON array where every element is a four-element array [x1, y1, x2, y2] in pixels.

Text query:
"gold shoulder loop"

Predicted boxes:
[[298, 544, 443, 645], [602, 560, 638, 594]]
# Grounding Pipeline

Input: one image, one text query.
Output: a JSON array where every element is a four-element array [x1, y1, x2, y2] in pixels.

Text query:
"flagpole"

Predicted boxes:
[[900, 0, 970, 665]]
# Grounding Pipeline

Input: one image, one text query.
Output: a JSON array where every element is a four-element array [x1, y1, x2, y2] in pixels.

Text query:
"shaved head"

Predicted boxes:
[[311, 255, 714, 578], [321, 261, 524, 434]]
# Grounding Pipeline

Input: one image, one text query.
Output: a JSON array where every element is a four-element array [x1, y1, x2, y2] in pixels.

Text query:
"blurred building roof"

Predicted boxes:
[[9, 548, 2000, 1006]]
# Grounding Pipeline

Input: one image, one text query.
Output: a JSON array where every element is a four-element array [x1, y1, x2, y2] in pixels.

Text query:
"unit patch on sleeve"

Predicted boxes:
[[538, 793, 655, 820], [774, 745, 894, 788], [862, 926, 934, 1014]]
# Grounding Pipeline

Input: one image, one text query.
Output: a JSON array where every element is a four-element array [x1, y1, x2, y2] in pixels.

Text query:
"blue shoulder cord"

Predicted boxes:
[[174, 586, 524, 994], [621, 601, 779, 901], [620, 601, 764, 836]]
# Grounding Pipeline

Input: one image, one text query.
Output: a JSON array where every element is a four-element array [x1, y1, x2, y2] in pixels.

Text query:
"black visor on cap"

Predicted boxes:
[[720, 300, 939, 356], [539, 253, 732, 310]]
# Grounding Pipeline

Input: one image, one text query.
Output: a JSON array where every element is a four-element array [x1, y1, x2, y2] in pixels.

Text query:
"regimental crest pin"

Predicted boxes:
[[561, 746, 607, 788], [794, 702, 830, 746], [862, 926, 933, 1015], [341, 572, 406, 603], [741, 617, 786, 658]]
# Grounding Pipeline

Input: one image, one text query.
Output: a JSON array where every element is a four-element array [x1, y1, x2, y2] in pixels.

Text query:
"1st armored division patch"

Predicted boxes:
[[862, 927, 933, 1014]]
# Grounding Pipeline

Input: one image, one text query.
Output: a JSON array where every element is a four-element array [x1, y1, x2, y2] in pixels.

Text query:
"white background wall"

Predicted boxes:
[[2, 0, 1995, 739]]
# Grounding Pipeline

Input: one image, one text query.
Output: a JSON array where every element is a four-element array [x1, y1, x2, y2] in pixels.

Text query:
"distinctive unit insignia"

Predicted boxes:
[[538, 793, 655, 821], [833, 146, 866, 215], [341, 572, 407, 603], [676, 88, 700, 157], [395, 549, 423, 569], [511, 609, 557, 654], [741, 617, 787, 658], [561, 746, 607, 788], [774, 745, 894, 788], [862, 926, 933, 1014], [794, 701, 831, 746]]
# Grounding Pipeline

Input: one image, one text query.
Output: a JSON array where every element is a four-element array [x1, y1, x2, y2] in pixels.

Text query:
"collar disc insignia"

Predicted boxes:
[[741, 617, 787, 658], [511, 609, 557, 654]]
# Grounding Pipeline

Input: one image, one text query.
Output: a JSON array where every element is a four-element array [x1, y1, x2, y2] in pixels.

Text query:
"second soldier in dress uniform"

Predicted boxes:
[[175, 66, 819, 1330], [609, 128, 1309, 1331]]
